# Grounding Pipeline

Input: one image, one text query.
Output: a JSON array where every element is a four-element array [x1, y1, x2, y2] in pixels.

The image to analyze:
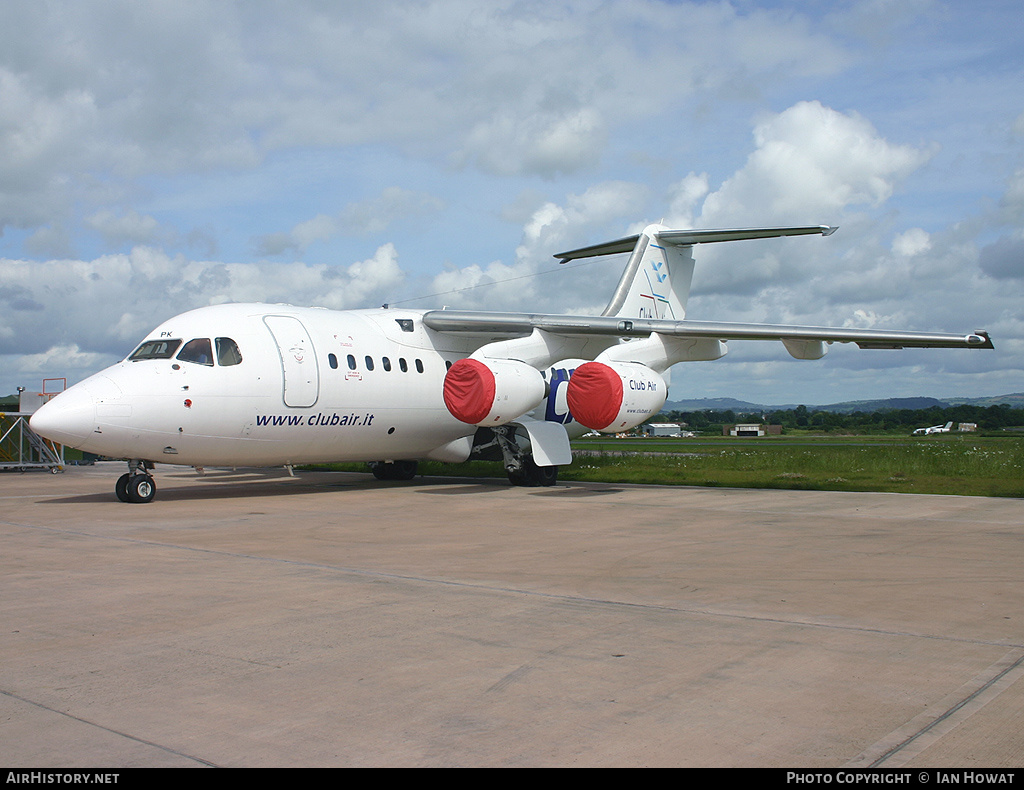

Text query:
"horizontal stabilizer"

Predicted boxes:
[[554, 225, 837, 262]]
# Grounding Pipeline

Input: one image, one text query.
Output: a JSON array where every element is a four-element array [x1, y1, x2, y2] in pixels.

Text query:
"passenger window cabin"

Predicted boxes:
[[324, 353, 427, 374]]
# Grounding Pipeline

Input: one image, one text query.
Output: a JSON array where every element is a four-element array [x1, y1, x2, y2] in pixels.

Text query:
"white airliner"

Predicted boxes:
[[913, 421, 954, 435], [30, 224, 993, 502]]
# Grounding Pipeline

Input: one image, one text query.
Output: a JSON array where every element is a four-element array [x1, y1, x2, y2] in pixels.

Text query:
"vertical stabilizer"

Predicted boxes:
[[600, 224, 694, 320]]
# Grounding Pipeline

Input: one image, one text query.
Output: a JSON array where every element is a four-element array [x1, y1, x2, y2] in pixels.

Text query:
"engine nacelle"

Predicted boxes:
[[565, 361, 667, 432], [443, 357, 546, 426]]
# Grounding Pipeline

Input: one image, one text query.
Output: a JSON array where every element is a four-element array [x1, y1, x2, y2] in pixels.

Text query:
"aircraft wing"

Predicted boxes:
[[421, 311, 993, 350]]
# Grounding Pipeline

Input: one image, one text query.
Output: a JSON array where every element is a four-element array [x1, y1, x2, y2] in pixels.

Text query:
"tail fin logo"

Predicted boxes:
[[640, 254, 672, 319]]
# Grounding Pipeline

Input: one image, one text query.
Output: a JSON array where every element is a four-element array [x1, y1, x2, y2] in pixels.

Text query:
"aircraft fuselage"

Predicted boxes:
[[31, 303, 549, 468]]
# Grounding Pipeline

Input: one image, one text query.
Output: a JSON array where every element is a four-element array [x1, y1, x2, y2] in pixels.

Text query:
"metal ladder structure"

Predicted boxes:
[[0, 413, 65, 472], [0, 379, 66, 473]]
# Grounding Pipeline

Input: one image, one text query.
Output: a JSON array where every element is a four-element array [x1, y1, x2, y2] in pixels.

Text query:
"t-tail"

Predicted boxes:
[[554, 223, 838, 321]]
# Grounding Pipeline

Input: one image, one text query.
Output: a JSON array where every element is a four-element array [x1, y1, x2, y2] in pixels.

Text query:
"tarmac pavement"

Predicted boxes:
[[1, 463, 1022, 767]]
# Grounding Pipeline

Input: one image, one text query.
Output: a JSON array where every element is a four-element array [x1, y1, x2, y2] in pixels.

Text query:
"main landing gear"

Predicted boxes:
[[115, 460, 156, 503], [369, 460, 418, 481], [506, 455, 558, 487], [478, 425, 559, 487]]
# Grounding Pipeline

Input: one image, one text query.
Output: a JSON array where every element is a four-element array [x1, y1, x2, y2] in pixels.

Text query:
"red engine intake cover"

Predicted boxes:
[[443, 358, 496, 425], [565, 361, 623, 431], [443, 357, 546, 426], [566, 360, 667, 432]]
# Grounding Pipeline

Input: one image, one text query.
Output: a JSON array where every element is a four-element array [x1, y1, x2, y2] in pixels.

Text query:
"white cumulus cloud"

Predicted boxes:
[[700, 101, 934, 227]]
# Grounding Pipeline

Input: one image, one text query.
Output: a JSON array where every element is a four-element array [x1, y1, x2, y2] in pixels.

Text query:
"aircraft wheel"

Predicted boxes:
[[533, 464, 558, 487], [369, 460, 418, 481], [391, 460, 418, 480], [126, 474, 156, 503], [115, 473, 131, 503], [508, 458, 558, 487]]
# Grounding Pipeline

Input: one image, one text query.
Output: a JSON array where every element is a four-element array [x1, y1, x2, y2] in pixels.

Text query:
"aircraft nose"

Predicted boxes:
[[29, 375, 121, 447]]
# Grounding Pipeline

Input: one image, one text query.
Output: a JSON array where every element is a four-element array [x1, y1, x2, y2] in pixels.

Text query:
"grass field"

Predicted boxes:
[[562, 434, 1024, 497], [313, 433, 1024, 497]]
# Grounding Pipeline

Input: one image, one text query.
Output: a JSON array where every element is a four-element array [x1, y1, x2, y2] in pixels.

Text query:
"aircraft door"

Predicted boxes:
[[263, 315, 320, 408]]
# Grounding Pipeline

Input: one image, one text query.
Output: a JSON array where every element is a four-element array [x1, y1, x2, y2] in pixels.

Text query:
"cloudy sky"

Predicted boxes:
[[2, 0, 1022, 406]]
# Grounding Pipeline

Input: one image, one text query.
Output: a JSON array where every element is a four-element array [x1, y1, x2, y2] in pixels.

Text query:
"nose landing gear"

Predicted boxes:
[[115, 461, 157, 503]]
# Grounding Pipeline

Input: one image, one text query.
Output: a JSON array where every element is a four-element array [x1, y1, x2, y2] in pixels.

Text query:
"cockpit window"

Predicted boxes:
[[177, 338, 214, 366], [216, 337, 243, 366], [129, 338, 182, 361]]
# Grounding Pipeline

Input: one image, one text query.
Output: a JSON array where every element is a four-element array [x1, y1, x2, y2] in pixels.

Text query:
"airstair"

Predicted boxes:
[[0, 379, 66, 473]]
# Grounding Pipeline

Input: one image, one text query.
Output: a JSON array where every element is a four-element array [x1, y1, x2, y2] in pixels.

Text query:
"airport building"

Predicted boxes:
[[723, 423, 783, 437]]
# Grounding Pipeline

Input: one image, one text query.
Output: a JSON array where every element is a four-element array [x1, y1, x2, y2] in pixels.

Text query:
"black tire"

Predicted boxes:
[[115, 473, 131, 503], [532, 463, 558, 487], [391, 460, 418, 480], [370, 460, 418, 481], [508, 458, 558, 487], [126, 474, 156, 503]]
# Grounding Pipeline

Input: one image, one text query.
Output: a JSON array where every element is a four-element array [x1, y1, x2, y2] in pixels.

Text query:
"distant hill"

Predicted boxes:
[[664, 393, 1024, 414], [943, 393, 1024, 408], [809, 397, 947, 414], [661, 397, 779, 413]]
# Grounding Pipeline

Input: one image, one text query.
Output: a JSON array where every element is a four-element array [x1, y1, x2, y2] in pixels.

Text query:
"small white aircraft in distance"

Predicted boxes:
[[913, 421, 955, 435], [30, 223, 993, 502]]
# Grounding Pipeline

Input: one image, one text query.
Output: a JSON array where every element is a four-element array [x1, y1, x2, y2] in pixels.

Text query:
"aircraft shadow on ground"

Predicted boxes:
[[40, 472, 625, 504]]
